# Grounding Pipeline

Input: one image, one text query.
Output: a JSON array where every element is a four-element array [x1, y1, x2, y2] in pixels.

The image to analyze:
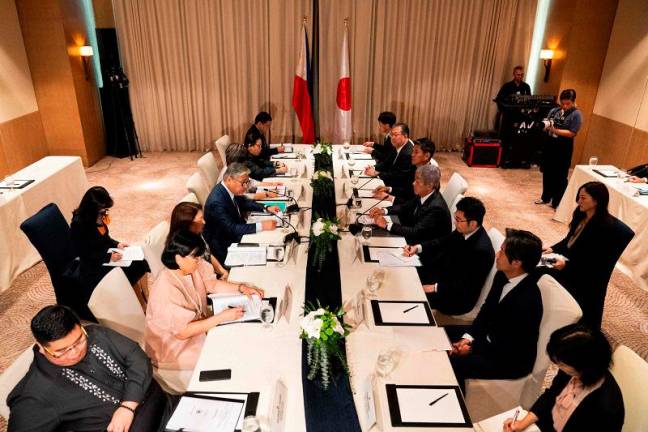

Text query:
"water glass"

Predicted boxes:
[[372, 269, 386, 284], [376, 350, 396, 378], [347, 159, 356, 168], [4, 174, 15, 192], [589, 156, 599, 166], [260, 304, 275, 328], [242, 415, 261, 432], [343, 141, 351, 151], [362, 226, 372, 241], [350, 175, 359, 186], [366, 274, 381, 296]]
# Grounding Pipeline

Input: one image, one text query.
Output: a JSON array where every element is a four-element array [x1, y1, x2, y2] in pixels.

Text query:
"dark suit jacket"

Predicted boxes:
[[373, 135, 395, 170], [377, 141, 416, 195], [531, 370, 624, 432], [244, 155, 277, 181], [245, 124, 276, 160], [420, 226, 495, 315], [386, 190, 451, 245], [203, 183, 265, 263], [550, 214, 634, 329], [468, 271, 543, 377]]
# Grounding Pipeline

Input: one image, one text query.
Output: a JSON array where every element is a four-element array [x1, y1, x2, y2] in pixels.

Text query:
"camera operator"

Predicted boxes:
[[535, 89, 582, 208]]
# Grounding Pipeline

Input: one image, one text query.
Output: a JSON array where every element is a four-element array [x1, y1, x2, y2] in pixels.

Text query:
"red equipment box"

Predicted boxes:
[[463, 136, 502, 168]]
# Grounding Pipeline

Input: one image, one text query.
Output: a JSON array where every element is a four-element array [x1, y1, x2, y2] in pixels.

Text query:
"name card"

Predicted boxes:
[[278, 284, 293, 324], [270, 379, 288, 432]]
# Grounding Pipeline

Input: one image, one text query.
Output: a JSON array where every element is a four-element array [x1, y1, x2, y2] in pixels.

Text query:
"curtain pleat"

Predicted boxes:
[[113, 0, 536, 151]]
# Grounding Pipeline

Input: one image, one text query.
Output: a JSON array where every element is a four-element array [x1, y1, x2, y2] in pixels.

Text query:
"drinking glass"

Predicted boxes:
[[372, 269, 386, 285], [376, 350, 396, 378], [4, 174, 15, 192], [366, 274, 381, 297], [242, 415, 261, 432], [589, 156, 599, 166], [350, 175, 359, 186], [260, 304, 274, 328], [362, 226, 372, 241], [343, 141, 351, 151]]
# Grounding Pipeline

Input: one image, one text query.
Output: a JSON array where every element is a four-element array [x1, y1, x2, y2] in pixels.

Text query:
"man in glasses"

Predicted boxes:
[[7, 305, 175, 432], [203, 163, 281, 263], [403, 197, 495, 315]]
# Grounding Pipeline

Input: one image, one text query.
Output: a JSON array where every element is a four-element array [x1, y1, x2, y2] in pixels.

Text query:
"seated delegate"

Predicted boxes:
[[369, 164, 451, 245], [243, 132, 287, 181], [504, 324, 624, 432], [167, 201, 229, 280], [373, 137, 438, 204], [8, 305, 176, 432], [364, 122, 416, 196], [445, 229, 543, 390], [403, 196, 494, 315], [362, 111, 396, 166], [70, 186, 150, 309], [542, 181, 628, 329], [220, 143, 284, 200], [245, 111, 284, 160], [203, 163, 280, 263], [145, 230, 263, 370]]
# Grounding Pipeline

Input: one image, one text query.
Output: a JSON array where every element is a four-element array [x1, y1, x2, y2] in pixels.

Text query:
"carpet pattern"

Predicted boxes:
[[1, 151, 646, 430]]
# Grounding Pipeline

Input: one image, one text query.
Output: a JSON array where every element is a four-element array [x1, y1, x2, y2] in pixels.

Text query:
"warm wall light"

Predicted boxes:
[[540, 49, 554, 83], [79, 45, 94, 80]]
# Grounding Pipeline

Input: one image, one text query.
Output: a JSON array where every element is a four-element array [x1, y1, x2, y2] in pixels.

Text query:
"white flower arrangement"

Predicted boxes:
[[311, 170, 333, 181], [300, 303, 350, 390], [312, 142, 333, 155], [310, 218, 341, 271]]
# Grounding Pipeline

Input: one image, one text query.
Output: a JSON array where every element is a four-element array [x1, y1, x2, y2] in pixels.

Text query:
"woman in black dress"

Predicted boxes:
[[70, 186, 149, 303], [504, 324, 624, 432]]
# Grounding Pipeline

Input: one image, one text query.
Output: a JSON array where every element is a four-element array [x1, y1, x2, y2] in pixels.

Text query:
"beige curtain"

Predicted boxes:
[[318, 0, 537, 149], [114, 0, 535, 151]]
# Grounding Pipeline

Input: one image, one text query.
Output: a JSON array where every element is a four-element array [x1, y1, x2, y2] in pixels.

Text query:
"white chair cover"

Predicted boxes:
[[88, 268, 145, 344], [441, 172, 468, 207], [186, 172, 210, 206], [178, 192, 200, 204], [611, 345, 648, 432], [0, 347, 34, 419], [214, 135, 231, 166], [465, 274, 582, 421], [143, 221, 169, 281], [197, 152, 220, 189]]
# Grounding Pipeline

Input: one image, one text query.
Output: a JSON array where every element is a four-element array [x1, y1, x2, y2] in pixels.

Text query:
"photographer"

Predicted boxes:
[[535, 89, 582, 208]]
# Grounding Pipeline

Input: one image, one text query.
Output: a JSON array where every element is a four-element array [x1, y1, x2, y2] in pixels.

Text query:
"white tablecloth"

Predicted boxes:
[[554, 165, 648, 291], [0, 156, 88, 292]]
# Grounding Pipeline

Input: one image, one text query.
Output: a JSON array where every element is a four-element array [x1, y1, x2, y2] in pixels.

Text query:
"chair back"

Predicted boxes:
[[179, 192, 200, 204], [197, 152, 220, 189], [88, 268, 145, 343], [611, 345, 648, 432], [214, 135, 231, 167], [441, 172, 468, 207], [0, 347, 34, 419], [452, 227, 503, 322], [186, 172, 210, 206], [449, 193, 464, 230], [520, 274, 582, 407], [143, 221, 170, 281]]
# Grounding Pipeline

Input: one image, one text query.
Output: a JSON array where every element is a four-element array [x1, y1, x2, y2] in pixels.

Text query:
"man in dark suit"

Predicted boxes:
[[363, 122, 416, 196], [368, 164, 451, 245], [203, 163, 281, 263], [245, 111, 285, 160], [362, 111, 396, 166], [403, 197, 495, 315], [445, 229, 543, 390], [243, 132, 287, 181]]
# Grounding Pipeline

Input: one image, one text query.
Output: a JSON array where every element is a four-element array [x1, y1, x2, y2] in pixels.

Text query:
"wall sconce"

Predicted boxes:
[[79, 45, 94, 81], [540, 49, 554, 83]]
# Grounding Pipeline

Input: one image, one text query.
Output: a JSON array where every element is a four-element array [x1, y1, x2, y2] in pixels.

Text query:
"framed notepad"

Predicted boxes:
[[371, 300, 435, 326], [386, 384, 471, 428]]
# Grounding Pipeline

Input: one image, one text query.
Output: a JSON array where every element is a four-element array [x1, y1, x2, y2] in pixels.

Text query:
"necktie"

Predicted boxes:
[[233, 197, 241, 218]]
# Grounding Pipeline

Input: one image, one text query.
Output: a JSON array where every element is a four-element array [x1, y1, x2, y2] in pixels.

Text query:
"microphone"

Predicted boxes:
[[269, 211, 301, 244], [348, 195, 389, 235], [353, 173, 379, 192], [261, 188, 300, 213]]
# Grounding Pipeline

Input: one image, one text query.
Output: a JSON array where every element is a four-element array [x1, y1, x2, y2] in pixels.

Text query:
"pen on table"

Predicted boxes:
[[428, 393, 449, 406], [402, 305, 418, 313]]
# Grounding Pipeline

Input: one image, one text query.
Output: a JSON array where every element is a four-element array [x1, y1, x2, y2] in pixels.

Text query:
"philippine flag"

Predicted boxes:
[[292, 23, 315, 144], [334, 24, 351, 143]]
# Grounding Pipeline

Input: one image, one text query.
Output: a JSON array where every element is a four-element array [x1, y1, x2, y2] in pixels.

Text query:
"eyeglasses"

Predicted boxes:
[[99, 209, 110, 216], [43, 326, 88, 358], [235, 178, 251, 186]]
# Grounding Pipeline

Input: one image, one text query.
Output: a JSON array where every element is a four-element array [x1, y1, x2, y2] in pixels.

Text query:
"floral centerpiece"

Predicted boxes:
[[310, 170, 334, 201], [310, 217, 340, 271], [300, 303, 350, 390], [313, 141, 333, 172]]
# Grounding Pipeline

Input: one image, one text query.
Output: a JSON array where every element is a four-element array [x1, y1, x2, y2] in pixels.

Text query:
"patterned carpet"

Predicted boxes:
[[1, 151, 646, 429]]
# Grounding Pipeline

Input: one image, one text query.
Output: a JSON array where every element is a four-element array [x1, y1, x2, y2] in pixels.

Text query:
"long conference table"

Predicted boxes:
[[554, 164, 648, 292], [0, 156, 88, 292], [187, 145, 472, 431]]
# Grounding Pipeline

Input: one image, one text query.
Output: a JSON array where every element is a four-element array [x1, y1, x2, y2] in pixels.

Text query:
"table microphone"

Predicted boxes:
[[348, 195, 389, 236], [269, 211, 301, 244]]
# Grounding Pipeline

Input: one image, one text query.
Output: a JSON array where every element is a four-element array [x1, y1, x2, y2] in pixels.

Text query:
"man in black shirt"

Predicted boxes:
[[496, 66, 532, 105], [8, 305, 175, 432], [245, 111, 285, 160]]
